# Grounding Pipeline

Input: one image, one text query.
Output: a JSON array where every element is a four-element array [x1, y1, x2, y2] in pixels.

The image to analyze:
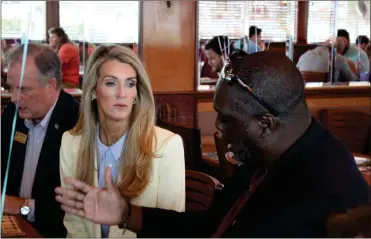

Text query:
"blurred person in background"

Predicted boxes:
[[356, 35, 371, 81], [205, 35, 234, 75], [296, 37, 356, 82], [356, 35, 371, 65], [200, 42, 219, 79], [48, 27, 80, 88], [337, 29, 369, 74], [234, 26, 265, 54], [356, 35, 370, 54]]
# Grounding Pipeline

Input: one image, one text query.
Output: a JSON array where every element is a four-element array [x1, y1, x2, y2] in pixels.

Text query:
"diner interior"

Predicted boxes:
[[1, 1, 371, 238]]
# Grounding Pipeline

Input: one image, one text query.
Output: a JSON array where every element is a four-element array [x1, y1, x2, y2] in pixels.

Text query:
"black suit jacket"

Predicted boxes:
[[1, 90, 79, 238], [138, 118, 371, 238]]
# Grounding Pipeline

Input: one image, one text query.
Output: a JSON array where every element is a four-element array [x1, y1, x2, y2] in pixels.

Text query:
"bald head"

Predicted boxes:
[[214, 51, 311, 166], [220, 51, 306, 119]]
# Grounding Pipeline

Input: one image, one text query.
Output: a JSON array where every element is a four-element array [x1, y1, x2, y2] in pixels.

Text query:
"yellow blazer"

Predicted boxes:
[[59, 126, 186, 238]]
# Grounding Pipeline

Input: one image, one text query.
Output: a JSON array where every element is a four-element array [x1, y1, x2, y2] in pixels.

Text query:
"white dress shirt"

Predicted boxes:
[[19, 100, 57, 221]]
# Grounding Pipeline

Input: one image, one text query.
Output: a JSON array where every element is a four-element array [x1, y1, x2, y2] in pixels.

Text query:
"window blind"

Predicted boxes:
[[307, 1, 371, 43], [1, 1, 46, 40], [59, 1, 139, 43], [198, 1, 298, 42]]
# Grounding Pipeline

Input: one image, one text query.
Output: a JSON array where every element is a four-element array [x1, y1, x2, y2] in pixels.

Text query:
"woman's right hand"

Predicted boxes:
[[55, 167, 128, 225]]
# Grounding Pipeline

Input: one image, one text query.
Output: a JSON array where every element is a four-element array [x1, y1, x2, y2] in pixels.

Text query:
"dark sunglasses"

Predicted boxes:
[[220, 57, 279, 117]]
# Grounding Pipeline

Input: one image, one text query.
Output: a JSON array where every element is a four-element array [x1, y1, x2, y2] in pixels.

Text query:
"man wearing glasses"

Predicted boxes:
[[56, 52, 370, 237]]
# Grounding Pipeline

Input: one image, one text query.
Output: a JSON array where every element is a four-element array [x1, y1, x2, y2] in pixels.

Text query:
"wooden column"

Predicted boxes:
[[141, 1, 197, 92], [46, 1, 60, 40], [297, 1, 309, 44]]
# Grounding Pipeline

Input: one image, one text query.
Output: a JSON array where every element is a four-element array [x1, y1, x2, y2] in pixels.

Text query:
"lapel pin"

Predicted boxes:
[[55, 124, 59, 130]]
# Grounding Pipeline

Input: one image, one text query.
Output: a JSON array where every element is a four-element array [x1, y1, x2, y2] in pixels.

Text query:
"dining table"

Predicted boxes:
[[2, 215, 42, 238]]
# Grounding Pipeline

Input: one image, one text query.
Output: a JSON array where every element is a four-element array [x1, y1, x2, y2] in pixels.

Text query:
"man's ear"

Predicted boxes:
[[257, 113, 277, 138], [47, 78, 57, 89]]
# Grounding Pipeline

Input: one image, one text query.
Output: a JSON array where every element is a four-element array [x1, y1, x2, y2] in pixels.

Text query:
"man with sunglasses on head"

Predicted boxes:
[[55, 51, 370, 237]]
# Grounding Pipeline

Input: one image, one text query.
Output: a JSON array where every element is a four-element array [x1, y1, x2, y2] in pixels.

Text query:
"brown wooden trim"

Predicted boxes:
[[2, 86, 369, 101], [194, 89, 215, 102], [194, 1, 200, 91], [297, 1, 309, 44], [305, 85, 371, 98], [46, 1, 60, 40], [138, 1, 144, 60], [192, 85, 371, 102]]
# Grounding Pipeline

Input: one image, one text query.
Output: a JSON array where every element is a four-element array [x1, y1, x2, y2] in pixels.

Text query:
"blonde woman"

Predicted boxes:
[[59, 44, 185, 237]]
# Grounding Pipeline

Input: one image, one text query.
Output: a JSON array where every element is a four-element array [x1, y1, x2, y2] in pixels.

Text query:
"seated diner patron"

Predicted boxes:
[[200, 44, 219, 79], [204, 35, 234, 76], [1, 43, 79, 237], [56, 51, 370, 237], [296, 37, 356, 82], [337, 29, 370, 74], [356, 35, 371, 80], [58, 44, 185, 237], [233, 26, 265, 54], [356, 35, 370, 59], [48, 27, 80, 88]]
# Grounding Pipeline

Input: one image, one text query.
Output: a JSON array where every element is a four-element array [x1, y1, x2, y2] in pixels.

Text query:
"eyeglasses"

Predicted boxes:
[[220, 58, 279, 117]]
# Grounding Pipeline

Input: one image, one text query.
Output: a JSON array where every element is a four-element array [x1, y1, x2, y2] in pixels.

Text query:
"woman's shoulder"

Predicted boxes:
[[61, 130, 82, 146], [154, 125, 180, 140], [153, 126, 183, 151]]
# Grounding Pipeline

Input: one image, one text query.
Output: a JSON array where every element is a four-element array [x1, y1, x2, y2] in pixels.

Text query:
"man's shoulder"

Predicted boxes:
[[346, 45, 361, 56], [52, 91, 80, 129], [302, 127, 356, 176], [57, 91, 79, 112], [297, 48, 322, 64], [302, 129, 369, 204], [287, 121, 362, 185]]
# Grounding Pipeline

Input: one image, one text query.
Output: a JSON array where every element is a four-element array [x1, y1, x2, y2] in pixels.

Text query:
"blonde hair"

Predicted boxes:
[[71, 44, 157, 198]]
